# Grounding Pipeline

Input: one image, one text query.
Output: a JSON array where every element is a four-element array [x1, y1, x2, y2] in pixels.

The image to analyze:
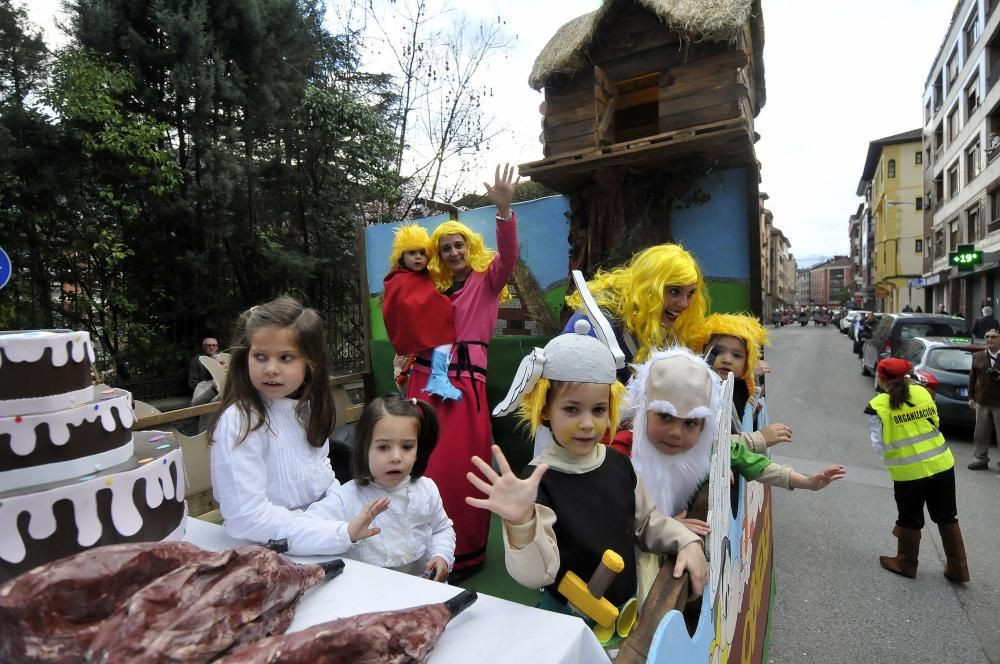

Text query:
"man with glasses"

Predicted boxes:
[[189, 337, 220, 406], [968, 330, 1000, 470]]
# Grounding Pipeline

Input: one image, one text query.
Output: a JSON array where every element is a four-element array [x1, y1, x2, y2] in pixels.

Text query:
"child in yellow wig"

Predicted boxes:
[[382, 223, 460, 400], [692, 312, 792, 448], [467, 319, 708, 642], [564, 244, 709, 382]]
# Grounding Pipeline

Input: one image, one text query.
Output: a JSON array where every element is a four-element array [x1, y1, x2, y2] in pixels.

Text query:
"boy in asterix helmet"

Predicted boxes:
[[466, 320, 707, 642]]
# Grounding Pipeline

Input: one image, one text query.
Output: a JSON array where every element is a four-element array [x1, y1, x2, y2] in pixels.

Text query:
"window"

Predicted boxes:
[[947, 49, 959, 87], [948, 107, 960, 143], [948, 162, 960, 197], [950, 219, 960, 249], [965, 12, 981, 56], [968, 205, 981, 241], [916, 151, 923, 164], [966, 140, 981, 180], [915, 239, 923, 253], [887, 159, 896, 178], [935, 229, 945, 256], [991, 189, 1000, 229], [916, 196, 924, 210], [966, 78, 980, 119], [926, 100, 932, 124], [924, 235, 932, 258]]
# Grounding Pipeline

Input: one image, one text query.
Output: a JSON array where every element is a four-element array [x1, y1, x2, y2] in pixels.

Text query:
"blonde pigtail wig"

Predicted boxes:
[[428, 220, 511, 302]]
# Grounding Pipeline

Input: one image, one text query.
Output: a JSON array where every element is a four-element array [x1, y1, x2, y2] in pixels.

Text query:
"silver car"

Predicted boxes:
[[898, 337, 983, 428]]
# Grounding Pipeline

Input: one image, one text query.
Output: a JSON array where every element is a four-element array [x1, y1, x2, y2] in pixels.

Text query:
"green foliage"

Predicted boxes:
[[1, 0, 399, 389]]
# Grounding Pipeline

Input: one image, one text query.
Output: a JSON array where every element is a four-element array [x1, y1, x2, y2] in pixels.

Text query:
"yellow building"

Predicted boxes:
[[856, 129, 925, 313]]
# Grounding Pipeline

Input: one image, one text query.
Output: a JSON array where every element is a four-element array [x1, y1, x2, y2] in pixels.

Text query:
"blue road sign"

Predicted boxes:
[[0, 248, 10, 290]]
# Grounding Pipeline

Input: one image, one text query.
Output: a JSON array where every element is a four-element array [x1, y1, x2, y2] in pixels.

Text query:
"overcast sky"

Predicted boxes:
[[26, 0, 956, 258]]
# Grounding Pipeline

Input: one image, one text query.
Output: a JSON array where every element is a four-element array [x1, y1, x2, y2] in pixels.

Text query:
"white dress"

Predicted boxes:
[[307, 476, 456, 574], [210, 398, 351, 555]]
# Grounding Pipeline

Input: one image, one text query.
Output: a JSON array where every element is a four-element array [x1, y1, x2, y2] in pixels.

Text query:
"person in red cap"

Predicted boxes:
[[864, 357, 970, 582]]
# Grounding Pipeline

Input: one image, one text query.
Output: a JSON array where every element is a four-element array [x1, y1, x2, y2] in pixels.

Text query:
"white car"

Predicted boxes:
[[841, 310, 866, 335]]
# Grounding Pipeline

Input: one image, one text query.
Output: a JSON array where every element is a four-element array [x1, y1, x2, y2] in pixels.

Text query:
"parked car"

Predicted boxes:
[[862, 313, 973, 378], [841, 310, 866, 336], [898, 337, 982, 428]]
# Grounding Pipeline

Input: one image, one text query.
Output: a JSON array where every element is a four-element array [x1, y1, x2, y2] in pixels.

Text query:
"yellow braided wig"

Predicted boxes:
[[428, 220, 510, 302], [691, 313, 770, 393], [565, 245, 709, 360], [387, 223, 432, 272], [517, 377, 627, 439]]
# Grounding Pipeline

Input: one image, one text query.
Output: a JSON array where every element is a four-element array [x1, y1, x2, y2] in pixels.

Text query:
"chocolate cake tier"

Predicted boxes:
[[0, 430, 188, 582], [0, 331, 95, 417], [0, 388, 135, 492]]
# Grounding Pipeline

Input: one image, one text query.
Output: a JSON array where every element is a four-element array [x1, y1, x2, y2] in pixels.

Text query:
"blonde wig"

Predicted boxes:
[[517, 377, 627, 438], [565, 244, 708, 360], [428, 220, 511, 302], [691, 313, 770, 393], [387, 223, 432, 272]]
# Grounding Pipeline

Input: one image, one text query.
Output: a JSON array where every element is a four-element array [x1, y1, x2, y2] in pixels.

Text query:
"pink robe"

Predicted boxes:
[[407, 213, 518, 570]]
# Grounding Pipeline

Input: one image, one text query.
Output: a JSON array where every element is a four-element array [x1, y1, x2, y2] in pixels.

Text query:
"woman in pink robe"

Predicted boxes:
[[406, 164, 519, 573]]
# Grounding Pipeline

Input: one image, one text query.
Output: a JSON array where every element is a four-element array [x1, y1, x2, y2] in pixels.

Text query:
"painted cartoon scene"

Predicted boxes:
[[5, 0, 995, 662]]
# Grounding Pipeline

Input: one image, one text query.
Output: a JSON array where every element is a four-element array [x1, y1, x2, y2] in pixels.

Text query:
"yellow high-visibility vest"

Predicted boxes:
[[869, 384, 954, 482]]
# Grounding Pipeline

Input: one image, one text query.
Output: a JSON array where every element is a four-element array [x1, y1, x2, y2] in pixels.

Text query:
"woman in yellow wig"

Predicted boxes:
[[405, 164, 519, 575], [564, 244, 709, 381]]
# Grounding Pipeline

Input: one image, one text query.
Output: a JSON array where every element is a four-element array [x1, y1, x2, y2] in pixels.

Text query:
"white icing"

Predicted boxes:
[[0, 443, 186, 564], [1, 391, 133, 457], [0, 440, 135, 492], [0, 330, 95, 368], [0, 385, 95, 418]]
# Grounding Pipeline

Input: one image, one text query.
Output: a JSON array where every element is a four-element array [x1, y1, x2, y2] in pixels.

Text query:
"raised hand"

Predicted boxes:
[[807, 465, 847, 491], [483, 163, 520, 218], [466, 444, 547, 526], [348, 496, 390, 542]]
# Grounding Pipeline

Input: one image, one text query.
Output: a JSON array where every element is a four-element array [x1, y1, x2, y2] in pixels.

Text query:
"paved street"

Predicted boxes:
[[765, 323, 999, 664]]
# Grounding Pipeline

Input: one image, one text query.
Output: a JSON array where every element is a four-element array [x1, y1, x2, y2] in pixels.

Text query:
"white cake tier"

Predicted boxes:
[[0, 330, 96, 417], [0, 430, 187, 572], [0, 389, 136, 492]]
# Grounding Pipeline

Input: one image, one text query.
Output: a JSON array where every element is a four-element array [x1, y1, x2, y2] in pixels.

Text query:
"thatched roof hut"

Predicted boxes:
[[529, 0, 765, 111]]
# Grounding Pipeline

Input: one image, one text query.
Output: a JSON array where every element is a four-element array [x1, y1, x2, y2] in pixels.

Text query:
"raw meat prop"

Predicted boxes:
[[216, 589, 478, 664], [86, 546, 344, 663]]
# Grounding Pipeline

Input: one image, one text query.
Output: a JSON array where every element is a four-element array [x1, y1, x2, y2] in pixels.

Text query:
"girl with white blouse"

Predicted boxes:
[[209, 297, 386, 555], [307, 395, 456, 581]]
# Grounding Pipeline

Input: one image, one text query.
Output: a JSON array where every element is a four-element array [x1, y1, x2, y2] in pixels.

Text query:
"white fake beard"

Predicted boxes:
[[630, 407, 714, 517]]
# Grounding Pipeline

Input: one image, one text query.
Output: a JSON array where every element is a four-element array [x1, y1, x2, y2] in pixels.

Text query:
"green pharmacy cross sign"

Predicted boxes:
[[949, 244, 984, 272]]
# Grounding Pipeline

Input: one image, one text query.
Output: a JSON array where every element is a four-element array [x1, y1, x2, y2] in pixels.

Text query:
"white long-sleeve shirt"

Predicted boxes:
[[306, 476, 456, 574], [210, 398, 351, 555]]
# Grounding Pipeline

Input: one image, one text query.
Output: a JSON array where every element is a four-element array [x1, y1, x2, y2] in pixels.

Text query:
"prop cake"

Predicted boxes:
[[0, 330, 187, 581]]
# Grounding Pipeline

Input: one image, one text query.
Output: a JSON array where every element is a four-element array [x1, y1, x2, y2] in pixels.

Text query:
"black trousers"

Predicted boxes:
[[893, 467, 958, 529]]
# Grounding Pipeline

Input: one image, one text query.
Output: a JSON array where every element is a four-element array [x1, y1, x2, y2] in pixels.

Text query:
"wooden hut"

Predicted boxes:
[[520, 0, 766, 290]]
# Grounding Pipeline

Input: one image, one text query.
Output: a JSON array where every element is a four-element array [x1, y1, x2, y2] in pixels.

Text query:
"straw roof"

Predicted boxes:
[[529, 0, 765, 108]]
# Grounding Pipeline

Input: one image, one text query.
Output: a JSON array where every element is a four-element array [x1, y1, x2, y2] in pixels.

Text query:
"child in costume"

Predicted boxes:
[[209, 297, 387, 555], [467, 320, 708, 641], [693, 312, 792, 447], [865, 358, 969, 582], [306, 395, 455, 581], [564, 244, 709, 381], [382, 223, 460, 400], [626, 348, 846, 538]]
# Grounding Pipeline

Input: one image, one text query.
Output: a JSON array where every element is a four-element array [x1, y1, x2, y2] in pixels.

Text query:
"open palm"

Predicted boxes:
[[466, 445, 547, 525], [483, 163, 519, 216]]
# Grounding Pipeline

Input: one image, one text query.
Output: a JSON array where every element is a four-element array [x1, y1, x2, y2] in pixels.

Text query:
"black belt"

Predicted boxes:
[[414, 341, 489, 410]]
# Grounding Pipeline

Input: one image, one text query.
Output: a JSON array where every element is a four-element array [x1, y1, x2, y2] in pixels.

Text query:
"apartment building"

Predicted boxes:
[[923, 0, 1000, 316], [808, 256, 853, 307]]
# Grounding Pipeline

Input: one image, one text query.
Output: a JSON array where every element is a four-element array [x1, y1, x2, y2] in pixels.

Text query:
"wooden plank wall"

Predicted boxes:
[[540, 4, 752, 158]]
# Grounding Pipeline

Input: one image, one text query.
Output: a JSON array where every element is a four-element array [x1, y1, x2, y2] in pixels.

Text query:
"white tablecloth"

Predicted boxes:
[[184, 519, 609, 663]]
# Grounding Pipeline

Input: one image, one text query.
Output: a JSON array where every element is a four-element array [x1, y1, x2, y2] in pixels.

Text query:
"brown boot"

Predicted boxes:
[[938, 523, 970, 583], [879, 526, 920, 578]]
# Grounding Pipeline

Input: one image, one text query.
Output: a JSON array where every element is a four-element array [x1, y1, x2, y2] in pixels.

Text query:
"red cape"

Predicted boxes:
[[382, 268, 456, 354]]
